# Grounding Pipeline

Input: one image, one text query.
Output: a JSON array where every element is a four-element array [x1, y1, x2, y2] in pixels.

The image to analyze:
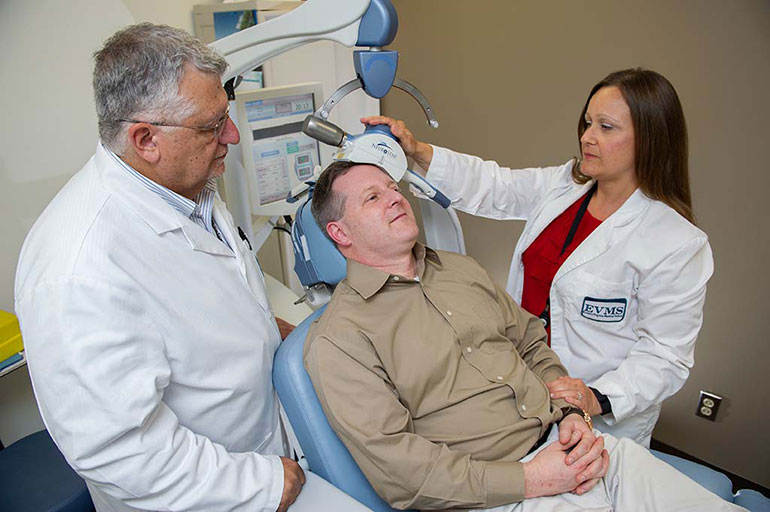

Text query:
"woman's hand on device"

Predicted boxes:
[[360, 115, 434, 171]]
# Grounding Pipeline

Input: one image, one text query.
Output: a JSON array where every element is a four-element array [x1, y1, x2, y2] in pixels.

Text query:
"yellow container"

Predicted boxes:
[[0, 311, 24, 362]]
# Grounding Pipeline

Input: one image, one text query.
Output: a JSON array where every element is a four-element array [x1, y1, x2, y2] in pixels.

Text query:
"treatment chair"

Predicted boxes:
[[275, 198, 407, 512], [273, 197, 770, 512]]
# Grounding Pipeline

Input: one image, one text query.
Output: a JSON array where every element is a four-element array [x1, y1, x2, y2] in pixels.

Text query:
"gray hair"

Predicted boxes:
[[93, 23, 228, 152]]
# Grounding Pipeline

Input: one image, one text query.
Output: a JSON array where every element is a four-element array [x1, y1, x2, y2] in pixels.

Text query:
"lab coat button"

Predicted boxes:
[[446, 310, 453, 316], [521, 404, 527, 411], [496, 376, 504, 381], [466, 347, 472, 353]]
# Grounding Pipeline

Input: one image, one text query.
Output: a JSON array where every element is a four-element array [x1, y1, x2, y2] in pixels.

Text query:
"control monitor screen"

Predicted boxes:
[[235, 83, 324, 216]]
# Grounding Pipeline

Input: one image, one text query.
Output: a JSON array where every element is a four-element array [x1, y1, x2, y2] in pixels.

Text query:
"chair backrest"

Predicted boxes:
[[277, 197, 410, 512], [274, 308, 408, 512]]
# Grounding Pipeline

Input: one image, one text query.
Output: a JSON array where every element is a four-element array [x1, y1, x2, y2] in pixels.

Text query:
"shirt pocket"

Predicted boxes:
[[563, 271, 635, 328], [471, 296, 507, 339], [472, 296, 503, 319]]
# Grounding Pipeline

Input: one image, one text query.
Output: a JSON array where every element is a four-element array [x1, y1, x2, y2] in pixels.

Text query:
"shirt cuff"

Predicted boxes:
[[484, 460, 525, 506]]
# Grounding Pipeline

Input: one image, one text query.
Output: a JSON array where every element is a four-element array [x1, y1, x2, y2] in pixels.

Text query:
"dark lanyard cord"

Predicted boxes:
[[538, 183, 597, 328]]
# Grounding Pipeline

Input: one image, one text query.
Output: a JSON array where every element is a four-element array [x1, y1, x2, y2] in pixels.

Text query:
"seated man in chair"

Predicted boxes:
[[304, 160, 741, 512]]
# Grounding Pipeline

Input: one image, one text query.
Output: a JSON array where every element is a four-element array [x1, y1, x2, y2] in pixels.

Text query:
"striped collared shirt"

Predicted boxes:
[[106, 147, 231, 250]]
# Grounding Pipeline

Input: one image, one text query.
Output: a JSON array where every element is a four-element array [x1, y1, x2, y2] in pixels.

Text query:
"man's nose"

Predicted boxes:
[[386, 188, 402, 207], [221, 116, 240, 145]]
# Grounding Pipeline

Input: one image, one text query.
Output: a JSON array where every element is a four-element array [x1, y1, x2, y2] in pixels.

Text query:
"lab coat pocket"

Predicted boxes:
[[564, 272, 634, 328]]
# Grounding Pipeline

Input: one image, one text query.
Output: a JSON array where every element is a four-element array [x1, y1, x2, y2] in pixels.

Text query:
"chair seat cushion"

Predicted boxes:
[[0, 430, 93, 512]]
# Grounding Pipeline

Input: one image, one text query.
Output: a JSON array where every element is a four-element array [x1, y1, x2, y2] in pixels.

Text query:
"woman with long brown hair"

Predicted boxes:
[[362, 68, 713, 446]]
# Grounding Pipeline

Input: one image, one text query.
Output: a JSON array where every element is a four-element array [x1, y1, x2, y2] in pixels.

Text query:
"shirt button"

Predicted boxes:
[[496, 376, 504, 381], [521, 404, 527, 412], [446, 310, 453, 316], [393, 276, 400, 281], [466, 347, 472, 353]]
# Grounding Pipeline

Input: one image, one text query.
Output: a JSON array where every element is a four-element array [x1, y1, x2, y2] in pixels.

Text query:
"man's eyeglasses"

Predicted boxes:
[[118, 108, 230, 141]]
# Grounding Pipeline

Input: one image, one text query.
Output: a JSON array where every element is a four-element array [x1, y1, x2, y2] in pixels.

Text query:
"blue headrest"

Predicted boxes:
[[292, 198, 347, 288]]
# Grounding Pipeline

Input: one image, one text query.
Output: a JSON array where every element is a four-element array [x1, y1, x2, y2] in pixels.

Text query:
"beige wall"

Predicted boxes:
[[0, 0, 135, 445], [384, 0, 770, 486]]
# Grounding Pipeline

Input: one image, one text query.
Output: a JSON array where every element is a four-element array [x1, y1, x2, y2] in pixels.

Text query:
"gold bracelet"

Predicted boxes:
[[561, 406, 593, 431], [581, 408, 594, 431]]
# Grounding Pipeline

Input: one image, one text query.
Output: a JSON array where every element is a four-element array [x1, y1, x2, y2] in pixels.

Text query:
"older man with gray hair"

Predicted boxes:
[[15, 23, 304, 511]]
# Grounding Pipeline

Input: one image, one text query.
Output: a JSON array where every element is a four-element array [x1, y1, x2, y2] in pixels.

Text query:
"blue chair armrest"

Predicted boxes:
[[289, 472, 373, 511], [734, 489, 770, 512]]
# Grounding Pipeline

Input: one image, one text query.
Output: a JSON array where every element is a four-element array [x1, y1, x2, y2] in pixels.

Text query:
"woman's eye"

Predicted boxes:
[[601, 123, 613, 130], [584, 120, 592, 127]]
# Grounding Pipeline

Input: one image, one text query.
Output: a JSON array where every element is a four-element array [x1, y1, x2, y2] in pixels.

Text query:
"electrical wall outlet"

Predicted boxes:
[[695, 391, 722, 421]]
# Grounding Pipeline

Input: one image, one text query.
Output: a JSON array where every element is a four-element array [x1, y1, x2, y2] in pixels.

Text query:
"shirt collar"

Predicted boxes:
[[191, 182, 218, 231], [345, 242, 442, 300]]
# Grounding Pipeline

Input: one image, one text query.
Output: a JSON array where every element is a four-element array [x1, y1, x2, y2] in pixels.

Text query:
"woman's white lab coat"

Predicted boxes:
[[15, 143, 286, 511], [426, 146, 714, 446]]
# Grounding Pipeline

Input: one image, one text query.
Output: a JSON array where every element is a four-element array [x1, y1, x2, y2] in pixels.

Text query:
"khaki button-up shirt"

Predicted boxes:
[[305, 244, 570, 510]]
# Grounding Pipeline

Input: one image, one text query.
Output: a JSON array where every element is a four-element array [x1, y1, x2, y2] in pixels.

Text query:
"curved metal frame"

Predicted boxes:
[[315, 78, 439, 128]]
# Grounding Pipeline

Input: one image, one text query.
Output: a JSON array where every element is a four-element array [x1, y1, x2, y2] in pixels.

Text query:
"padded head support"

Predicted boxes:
[[292, 197, 347, 288]]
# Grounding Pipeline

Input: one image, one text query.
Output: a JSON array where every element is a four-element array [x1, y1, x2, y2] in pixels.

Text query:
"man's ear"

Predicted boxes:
[[127, 123, 161, 164], [327, 221, 352, 248]]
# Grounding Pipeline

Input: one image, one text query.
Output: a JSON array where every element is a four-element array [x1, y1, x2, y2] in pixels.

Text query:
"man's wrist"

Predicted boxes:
[[560, 406, 593, 430]]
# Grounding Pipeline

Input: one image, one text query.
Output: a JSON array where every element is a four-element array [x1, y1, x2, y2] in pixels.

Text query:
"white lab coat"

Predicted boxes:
[[426, 146, 714, 446], [15, 143, 286, 511]]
